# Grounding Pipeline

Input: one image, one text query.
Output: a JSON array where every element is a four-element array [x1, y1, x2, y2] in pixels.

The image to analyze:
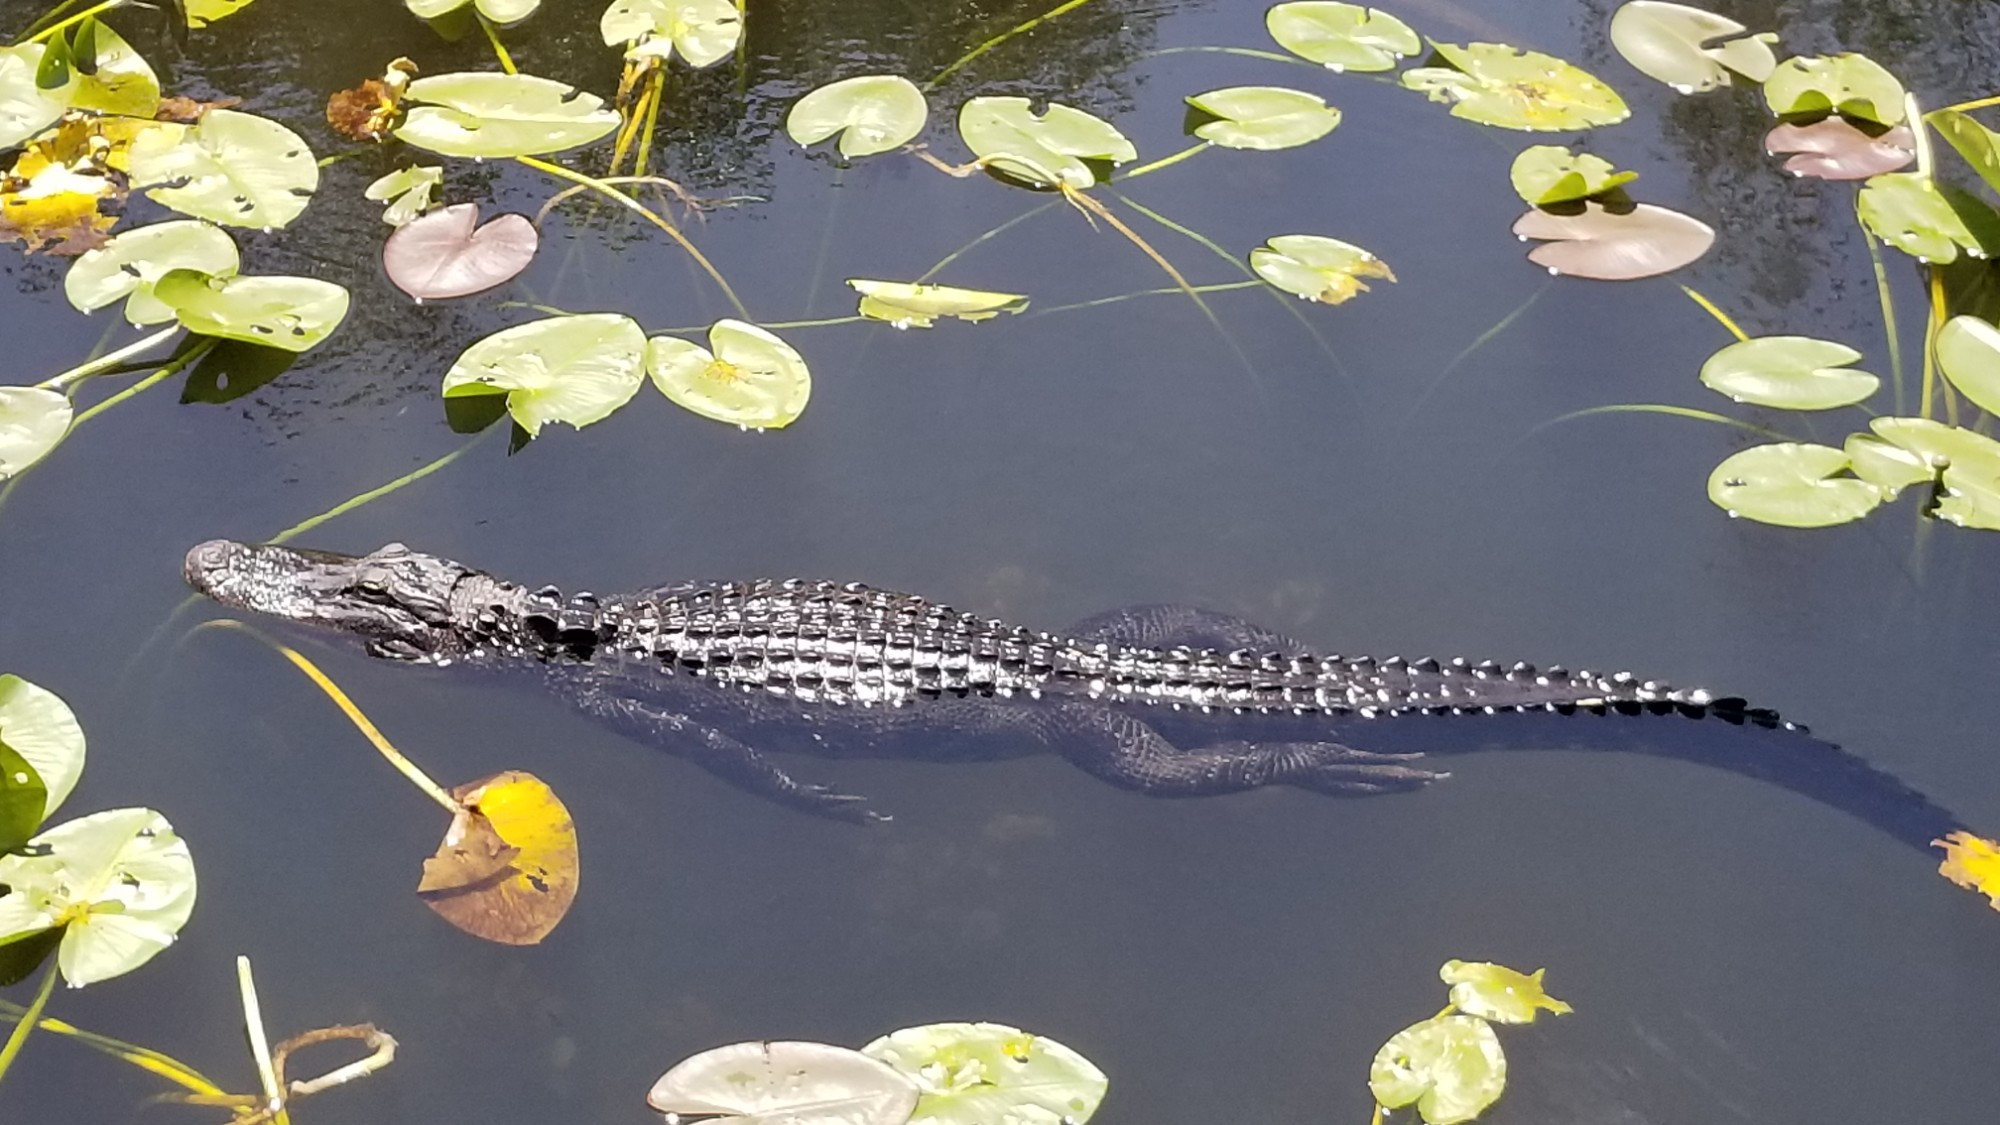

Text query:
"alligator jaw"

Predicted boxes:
[[184, 539, 475, 662]]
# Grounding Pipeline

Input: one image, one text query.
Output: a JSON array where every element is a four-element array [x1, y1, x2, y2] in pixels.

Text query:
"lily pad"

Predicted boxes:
[[1764, 119, 1913, 180], [1251, 234, 1394, 303], [184, 0, 266, 26], [1843, 433, 1933, 497], [1939, 465, 2000, 529], [1369, 1015, 1507, 1125], [958, 97, 1136, 189], [788, 75, 928, 158], [601, 0, 742, 68], [649, 1041, 920, 1125], [1763, 53, 1905, 126], [396, 72, 621, 159], [847, 279, 1028, 327], [418, 770, 578, 945], [1856, 171, 1982, 263], [0, 807, 196, 986], [1609, 1, 1777, 93], [0, 45, 65, 150], [154, 270, 350, 353], [64, 219, 241, 325], [1185, 86, 1339, 150], [406, 0, 541, 24], [646, 319, 810, 429], [1265, 2, 1420, 72], [126, 109, 319, 230], [383, 203, 539, 301], [0, 387, 73, 481], [1934, 314, 2000, 417], [1869, 417, 2000, 477], [442, 312, 646, 436], [1512, 202, 1714, 279], [0, 675, 83, 823], [1698, 335, 1879, 410], [365, 165, 444, 227], [1706, 442, 1882, 527], [1926, 109, 2000, 196], [58, 20, 158, 119], [1401, 42, 1630, 131], [0, 741, 47, 854], [1439, 961, 1572, 1024], [862, 1022, 1108, 1125], [1509, 145, 1636, 206]]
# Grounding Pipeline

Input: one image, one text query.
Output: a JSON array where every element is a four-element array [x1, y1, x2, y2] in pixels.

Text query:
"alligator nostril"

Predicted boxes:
[[184, 540, 232, 587]]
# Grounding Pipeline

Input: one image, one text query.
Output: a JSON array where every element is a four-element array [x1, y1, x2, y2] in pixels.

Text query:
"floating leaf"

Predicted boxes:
[[0, 675, 83, 822], [847, 279, 1027, 328], [0, 45, 65, 150], [1369, 1015, 1506, 1125], [958, 96, 1136, 189], [443, 312, 646, 436], [1513, 202, 1713, 279], [1609, 1, 1777, 92], [1765, 119, 1913, 180], [0, 741, 47, 853], [0, 155, 119, 255], [649, 1041, 920, 1125], [396, 72, 620, 159], [65, 219, 241, 325], [787, 75, 928, 158], [862, 1022, 1108, 1125], [1401, 42, 1629, 131], [1698, 335, 1878, 410], [1938, 465, 2000, 529], [646, 319, 810, 429], [419, 770, 578, 945], [1935, 831, 2000, 910], [1927, 109, 2000, 196], [1870, 417, 2000, 477], [58, 20, 158, 119], [1251, 233, 1394, 304], [407, 0, 540, 23], [326, 62, 414, 144], [1185, 86, 1339, 150], [1706, 442, 1881, 527], [601, 0, 742, 68], [1843, 433, 1932, 497], [153, 270, 349, 353], [383, 203, 538, 301], [364, 165, 443, 227], [0, 807, 195, 986], [1265, 2, 1420, 72], [1934, 315, 2000, 416], [1508, 145, 1636, 205], [1439, 961, 1573, 1024], [184, 0, 265, 26], [1763, 54, 1905, 126], [127, 109, 319, 229], [1857, 172, 1982, 263], [0, 388, 73, 482]]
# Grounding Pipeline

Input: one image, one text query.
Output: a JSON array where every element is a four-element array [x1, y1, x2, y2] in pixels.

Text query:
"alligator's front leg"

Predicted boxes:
[[1034, 704, 1443, 796], [1064, 604, 1308, 653]]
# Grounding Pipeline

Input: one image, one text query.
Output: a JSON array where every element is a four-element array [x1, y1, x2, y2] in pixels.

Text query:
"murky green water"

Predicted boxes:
[[3, 0, 1999, 1121]]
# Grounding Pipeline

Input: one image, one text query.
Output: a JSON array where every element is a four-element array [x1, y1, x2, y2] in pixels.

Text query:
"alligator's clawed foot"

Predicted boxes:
[[798, 784, 892, 824], [1256, 741, 1447, 796]]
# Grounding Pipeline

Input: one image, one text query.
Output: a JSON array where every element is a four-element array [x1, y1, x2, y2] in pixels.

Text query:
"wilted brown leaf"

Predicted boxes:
[[418, 770, 578, 945], [154, 94, 242, 124], [327, 60, 417, 143], [1934, 830, 2000, 912]]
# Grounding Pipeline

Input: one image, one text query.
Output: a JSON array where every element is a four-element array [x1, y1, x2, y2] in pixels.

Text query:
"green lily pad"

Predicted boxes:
[[1401, 42, 1630, 131], [1926, 109, 2000, 196], [64, 219, 241, 325], [365, 165, 445, 227], [1609, 1, 1777, 93], [0, 388, 73, 481], [1186, 86, 1340, 150], [1869, 417, 2000, 477], [1369, 1014, 1507, 1125], [1935, 314, 2000, 417], [1763, 53, 1905, 126], [0, 675, 83, 824], [58, 20, 158, 118], [787, 75, 928, 158], [153, 270, 351, 353], [126, 109, 320, 230], [407, 0, 540, 24], [648, 1041, 920, 1125], [0, 807, 195, 986], [1843, 433, 1933, 497], [1251, 234, 1394, 303], [0, 741, 47, 854], [601, 0, 742, 68], [184, 0, 266, 27], [1706, 442, 1882, 527], [1509, 145, 1636, 206], [396, 72, 621, 159], [862, 1022, 1108, 1125], [1513, 202, 1714, 279], [1265, 2, 1419, 72], [646, 319, 810, 429], [1439, 961, 1573, 1024], [1857, 171, 1982, 263], [444, 313, 646, 436], [1765, 119, 1913, 180], [847, 279, 1027, 327], [0, 45, 64, 150], [1699, 335, 1879, 410], [957, 96, 1136, 189], [1939, 464, 2000, 529]]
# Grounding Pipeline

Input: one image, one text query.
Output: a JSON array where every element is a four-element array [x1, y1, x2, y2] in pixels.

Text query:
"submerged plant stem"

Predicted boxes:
[[1531, 403, 1794, 441], [633, 72, 665, 179], [1858, 194, 1906, 413], [915, 198, 1061, 282], [270, 434, 489, 545], [0, 999, 226, 1095], [1118, 142, 1208, 181], [1145, 45, 1316, 67], [69, 340, 211, 429], [476, 13, 517, 75], [1678, 286, 1749, 342], [0, 959, 59, 1085], [926, 0, 1098, 90], [36, 325, 181, 391], [238, 957, 290, 1125], [1031, 279, 1262, 316]]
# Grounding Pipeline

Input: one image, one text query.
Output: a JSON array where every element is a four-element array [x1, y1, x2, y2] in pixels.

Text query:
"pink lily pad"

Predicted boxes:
[[383, 203, 539, 301], [1512, 202, 1714, 280], [1765, 119, 1914, 181]]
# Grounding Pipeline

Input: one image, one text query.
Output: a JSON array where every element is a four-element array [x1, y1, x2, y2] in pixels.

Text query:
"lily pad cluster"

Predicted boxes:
[[1367, 960, 1571, 1125]]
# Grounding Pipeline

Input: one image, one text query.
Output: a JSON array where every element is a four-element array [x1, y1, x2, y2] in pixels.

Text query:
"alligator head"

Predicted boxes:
[[185, 539, 479, 662]]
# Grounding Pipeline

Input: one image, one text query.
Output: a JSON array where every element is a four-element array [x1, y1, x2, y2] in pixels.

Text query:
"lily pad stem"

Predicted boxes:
[[1856, 194, 1906, 412], [270, 432, 490, 545], [237, 957, 290, 1125], [1678, 286, 1749, 342], [0, 957, 60, 1085], [0, 997, 226, 1095], [19, 0, 122, 45], [69, 339, 214, 429], [1939, 95, 2000, 115], [926, 0, 1098, 90], [35, 325, 181, 391], [633, 73, 665, 178], [1118, 142, 1208, 181], [476, 13, 517, 76]]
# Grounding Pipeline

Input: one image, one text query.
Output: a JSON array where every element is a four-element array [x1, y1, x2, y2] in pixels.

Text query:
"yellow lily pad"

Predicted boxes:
[[419, 770, 579, 945], [1934, 831, 2000, 911], [1401, 42, 1629, 131], [1439, 960, 1573, 1024], [1250, 233, 1394, 304], [848, 279, 1027, 328], [1369, 1014, 1506, 1125]]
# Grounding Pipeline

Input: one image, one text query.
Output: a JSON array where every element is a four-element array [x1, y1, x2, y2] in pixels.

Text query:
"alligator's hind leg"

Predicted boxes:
[[1036, 704, 1443, 796], [1063, 605, 1308, 652]]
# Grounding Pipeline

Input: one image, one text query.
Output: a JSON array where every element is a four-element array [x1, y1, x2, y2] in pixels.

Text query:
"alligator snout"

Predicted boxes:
[[183, 539, 237, 591]]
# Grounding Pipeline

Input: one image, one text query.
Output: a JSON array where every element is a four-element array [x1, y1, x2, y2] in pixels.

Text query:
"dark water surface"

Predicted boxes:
[[3, 0, 1999, 1121]]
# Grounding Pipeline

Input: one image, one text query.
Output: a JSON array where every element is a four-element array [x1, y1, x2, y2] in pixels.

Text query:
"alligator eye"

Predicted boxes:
[[356, 578, 390, 598]]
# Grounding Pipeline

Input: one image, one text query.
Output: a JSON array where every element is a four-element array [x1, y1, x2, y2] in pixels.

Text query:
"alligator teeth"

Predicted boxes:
[[1413, 657, 1440, 673]]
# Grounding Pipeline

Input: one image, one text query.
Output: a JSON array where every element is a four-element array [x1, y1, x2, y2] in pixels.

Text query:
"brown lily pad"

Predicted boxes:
[[1512, 202, 1714, 280], [1765, 119, 1914, 181], [419, 770, 578, 945]]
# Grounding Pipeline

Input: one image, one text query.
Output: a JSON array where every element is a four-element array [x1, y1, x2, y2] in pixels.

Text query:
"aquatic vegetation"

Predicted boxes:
[[382, 203, 539, 300], [786, 75, 929, 158], [1367, 961, 1570, 1125], [1184, 85, 1340, 150], [394, 72, 621, 159], [1935, 831, 2000, 912], [443, 312, 648, 436], [1512, 203, 1714, 281], [1506, 145, 1635, 207], [848, 279, 1030, 327], [364, 163, 444, 226], [1250, 234, 1395, 304], [1399, 43, 1629, 132], [1264, 2, 1419, 73], [957, 96, 1137, 189], [1607, 1, 1775, 92], [647, 318, 812, 429]]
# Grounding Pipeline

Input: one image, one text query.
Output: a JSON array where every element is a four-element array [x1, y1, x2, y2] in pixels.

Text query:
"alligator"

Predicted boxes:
[[184, 539, 1963, 846]]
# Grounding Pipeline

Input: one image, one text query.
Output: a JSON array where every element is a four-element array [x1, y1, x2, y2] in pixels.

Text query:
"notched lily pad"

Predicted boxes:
[[1934, 314, 2000, 416], [419, 770, 578, 945], [1369, 1014, 1506, 1125], [1699, 335, 1879, 410], [1251, 234, 1394, 304], [1843, 433, 1932, 496], [1513, 202, 1713, 279], [1509, 144, 1635, 206], [0, 45, 65, 150], [396, 72, 621, 159], [1939, 464, 2000, 529], [1401, 42, 1629, 131], [847, 279, 1027, 328], [649, 1041, 920, 1125], [407, 0, 541, 24], [64, 219, 241, 324], [957, 96, 1136, 189], [153, 270, 351, 353], [1856, 171, 1985, 263], [1869, 416, 2000, 477], [1185, 86, 1340, 150], [1609, 1, 1777, 92], [1706, 442, 1882, 527], [647, 319, 810, 429], [1927, 109, 2000, 197], [383, 203, 538, 301], [1765, 119, 1913, 180], [1763, 53, 1905, 126], [0, 674, 84, 822], [1439, 961, 1572, 1024], [601, 0, 743, 68], [442, 312, 647, 436], [862, 1022, 1108, 1125], [0, 806, 196, 987], [126, 109, 319, 230], [787, 75, 927, 158], [0, 387, 73, 481], [1265, 2, 1419, 72], [365, 165, 444, 227]]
